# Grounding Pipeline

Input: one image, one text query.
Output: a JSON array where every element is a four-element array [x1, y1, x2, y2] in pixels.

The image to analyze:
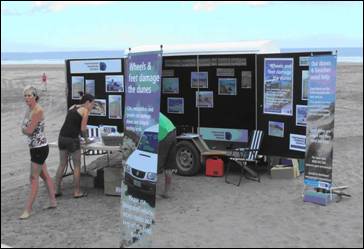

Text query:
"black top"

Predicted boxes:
[[60, 106, 83, 138]]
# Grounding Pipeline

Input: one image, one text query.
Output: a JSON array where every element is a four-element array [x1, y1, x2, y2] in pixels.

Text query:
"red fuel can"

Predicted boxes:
[[205, 157, 224, 177]]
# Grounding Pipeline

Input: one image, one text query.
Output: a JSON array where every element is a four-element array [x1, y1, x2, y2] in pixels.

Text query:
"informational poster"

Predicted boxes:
[[289, 133, 306, 152], [268, 121, 284, 138], [191, 72, 208, 88], [196, 91, 213, 108], [106, 75, 124, 93], [162, 69, 174, 77], [218, 78, 237, 95], [120, 51, 162, 248], [198, 127, 248, 143], [90, 99, 106, 117], [301, 70, 309, 100], [85, 79, 95, 96], [71, 76, 84, 100], [108, 95, 122, 119], [296, 105, 307, 127], [162, 78, 179, 94], [299, 56, 309, 67], [304, 55, 337, 188], [241, 71, 252, 88], [263, 58, 294, 116], [167, 97, 184, 114], [70, 59, 122, 74]]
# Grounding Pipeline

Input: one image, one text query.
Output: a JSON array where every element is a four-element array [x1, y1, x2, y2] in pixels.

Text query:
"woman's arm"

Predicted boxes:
[[22, 108, 43, 135]]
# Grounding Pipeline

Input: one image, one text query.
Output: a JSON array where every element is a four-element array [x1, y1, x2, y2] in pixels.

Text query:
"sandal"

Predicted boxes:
[[19, 210, 31, 220], [73, 191, 88, 198]]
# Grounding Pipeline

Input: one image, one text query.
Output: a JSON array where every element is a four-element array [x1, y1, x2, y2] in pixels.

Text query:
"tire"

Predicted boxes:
[[175, 141, 201, 176]]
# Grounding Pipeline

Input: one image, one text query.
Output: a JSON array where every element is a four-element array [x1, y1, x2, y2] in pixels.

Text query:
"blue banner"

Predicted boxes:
[[304, 55, 337, 188], [121, 51, 162, 247]]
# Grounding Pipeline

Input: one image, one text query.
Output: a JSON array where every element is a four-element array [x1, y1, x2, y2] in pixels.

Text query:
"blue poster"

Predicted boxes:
[[263, 58, 294, 116], [304, 55, 337, 188], [120, 51, 162, 247]]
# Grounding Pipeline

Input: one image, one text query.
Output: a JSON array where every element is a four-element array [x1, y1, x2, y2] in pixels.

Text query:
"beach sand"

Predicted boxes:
[[1, 63, 363, 248]]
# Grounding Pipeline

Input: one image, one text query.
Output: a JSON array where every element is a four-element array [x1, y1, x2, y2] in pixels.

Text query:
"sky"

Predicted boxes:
[[1, 1, 363, 52]]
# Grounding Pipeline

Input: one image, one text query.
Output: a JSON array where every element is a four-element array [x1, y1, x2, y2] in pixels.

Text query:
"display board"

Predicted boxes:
[[256, 51, 332, 158], [65, 58, 125, 133], [160, 54, 256, 146]]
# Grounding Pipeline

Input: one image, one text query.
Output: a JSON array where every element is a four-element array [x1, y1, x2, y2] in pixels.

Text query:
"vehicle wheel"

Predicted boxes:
[[175, 141, 201, 176]]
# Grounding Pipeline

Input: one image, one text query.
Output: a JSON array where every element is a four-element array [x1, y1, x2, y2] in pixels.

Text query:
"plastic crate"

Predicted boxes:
[[101, 135, 123, 146]]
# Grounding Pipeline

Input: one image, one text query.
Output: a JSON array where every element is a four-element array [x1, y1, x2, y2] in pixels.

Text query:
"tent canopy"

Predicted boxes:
[[126, 40, 279, 56]]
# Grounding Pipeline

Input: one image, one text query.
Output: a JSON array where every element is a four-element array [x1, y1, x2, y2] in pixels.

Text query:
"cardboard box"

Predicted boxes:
[[104, 167, 123, 196], [270, 165, 296, 179]]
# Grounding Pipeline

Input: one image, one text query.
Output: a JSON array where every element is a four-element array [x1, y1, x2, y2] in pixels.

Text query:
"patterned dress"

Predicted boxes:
[[22, 109, 48, 148]]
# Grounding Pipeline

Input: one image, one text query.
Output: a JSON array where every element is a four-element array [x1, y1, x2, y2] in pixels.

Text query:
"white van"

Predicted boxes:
[[124, 124, 159, 195]]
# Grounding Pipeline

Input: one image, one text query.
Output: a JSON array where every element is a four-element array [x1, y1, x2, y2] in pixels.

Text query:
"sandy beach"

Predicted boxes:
[[1, 63, 363, 248]]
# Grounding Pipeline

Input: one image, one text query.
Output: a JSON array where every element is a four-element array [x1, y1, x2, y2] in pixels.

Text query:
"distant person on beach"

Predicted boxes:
[[41, 73, 47, 92], [55, 94, 95, 198], [20, 86, 57, 220]]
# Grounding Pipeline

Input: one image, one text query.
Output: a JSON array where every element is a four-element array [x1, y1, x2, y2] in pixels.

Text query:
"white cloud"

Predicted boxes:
[[32, 1, 113, 13], [193, 1, 269, 12]]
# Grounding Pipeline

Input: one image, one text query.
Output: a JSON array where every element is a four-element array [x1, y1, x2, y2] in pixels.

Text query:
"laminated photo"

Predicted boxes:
[[268, 121, 285, 138], [241, 71, 252, 88], [85, 79, 95, 96], [167, 97, 184, 114], [191, 72, 208, 88], [105, 75, 124, 93], [162, 78, 179, 94], [90, 99, 106, 117], [296, 105, 307, 127], [71, 76, 84, 100], [301, 70, 309, 100], [216, 68, 234, 77], [196, 91, 213, 108], [218, 78, 237, 95], [108, 95, 122, 119]]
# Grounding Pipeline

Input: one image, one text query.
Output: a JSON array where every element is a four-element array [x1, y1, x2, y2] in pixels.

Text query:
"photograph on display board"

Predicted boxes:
[[105, 75, 124, 93], [162, 78, 179, 94], [218, 78, 237, 95], [85, 79, 95, 96], [296, 105, 307, 127], [301, 70, 309, 100], [90, 99, 106, 117], [167, 97, 184, 114], [268, 121, 285, 138], [263, 58, 294, 116], [191, 72, 208, 88], [71, 76, 84, 100], [108, 95, 122, 119], [241, 71, 252, 88], [196, 91, 214, 108]]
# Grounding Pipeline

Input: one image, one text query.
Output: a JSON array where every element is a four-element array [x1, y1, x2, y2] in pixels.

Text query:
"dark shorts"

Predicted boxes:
[[158, 129, 177, 171], [30, 145, 49, 165], [58, 135, 80, 153]]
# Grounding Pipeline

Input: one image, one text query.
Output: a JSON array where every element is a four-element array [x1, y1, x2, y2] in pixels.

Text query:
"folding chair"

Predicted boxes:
[[82, 125, 107, 171], [225, 130, 264, 186]]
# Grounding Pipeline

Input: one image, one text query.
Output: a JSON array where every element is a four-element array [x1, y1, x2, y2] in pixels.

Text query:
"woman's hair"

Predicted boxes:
[[80, 93, 95, 104], [23, 85, 39, 102]]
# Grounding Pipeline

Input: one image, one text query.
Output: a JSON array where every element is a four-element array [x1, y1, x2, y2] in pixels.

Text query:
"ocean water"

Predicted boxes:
[[1, 48, 362, 64]]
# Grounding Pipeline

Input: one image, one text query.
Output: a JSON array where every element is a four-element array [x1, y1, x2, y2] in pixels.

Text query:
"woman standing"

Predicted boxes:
[[55, 94, 95, 198], [20, 86, 57, 219]]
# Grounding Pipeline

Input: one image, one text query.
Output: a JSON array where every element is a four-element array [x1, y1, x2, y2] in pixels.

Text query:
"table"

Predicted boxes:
[[49, 140, 121, 176]]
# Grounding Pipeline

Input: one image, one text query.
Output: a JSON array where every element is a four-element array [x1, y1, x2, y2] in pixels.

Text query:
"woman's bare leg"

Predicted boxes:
[[40, 163, 57, 208], [20, 162, 40, 219], [55, 150, 68, 195]]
